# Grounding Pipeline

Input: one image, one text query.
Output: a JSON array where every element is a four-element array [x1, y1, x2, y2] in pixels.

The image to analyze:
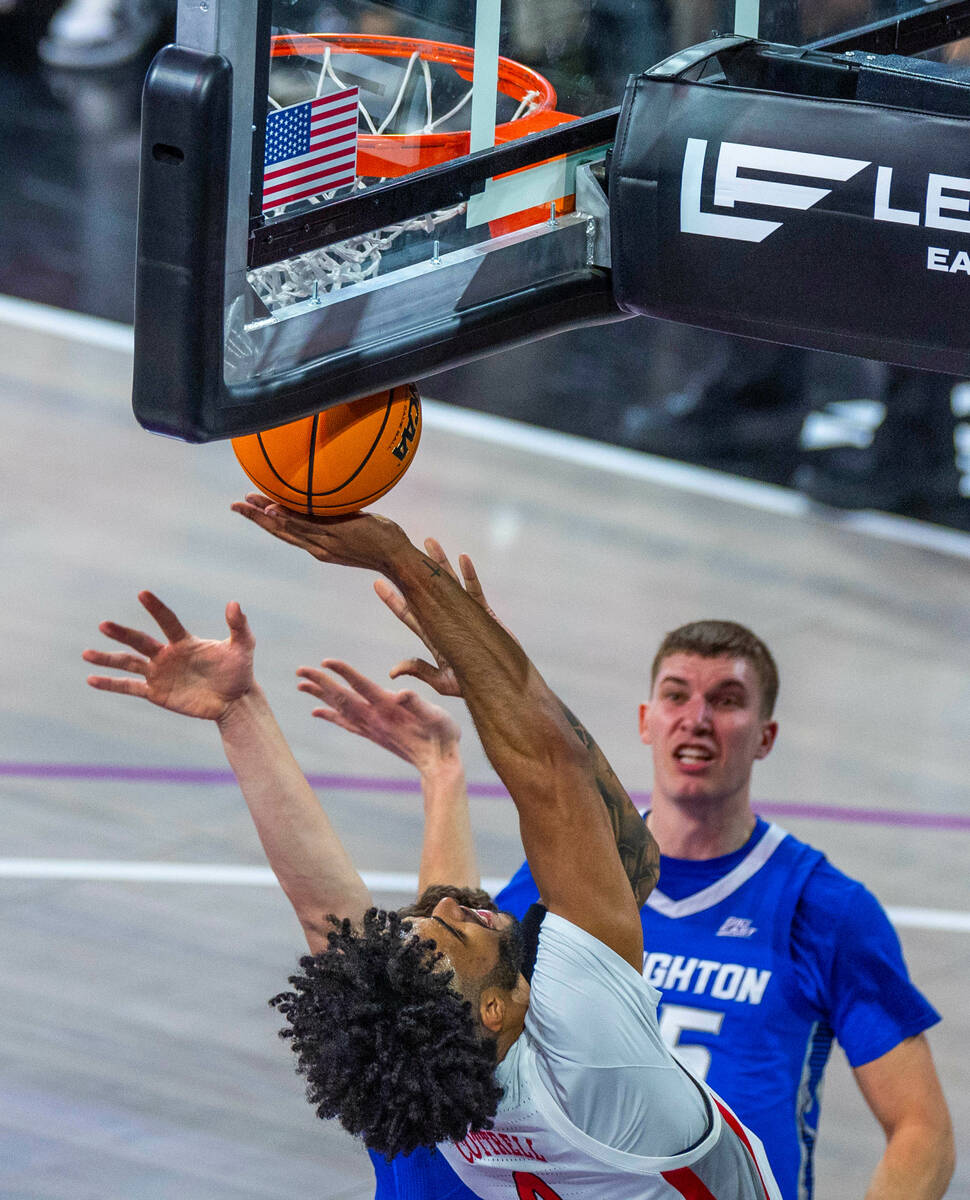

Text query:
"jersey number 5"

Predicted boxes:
[[658, 1003, 725, 1080], [514, 1170, 563, 1199]]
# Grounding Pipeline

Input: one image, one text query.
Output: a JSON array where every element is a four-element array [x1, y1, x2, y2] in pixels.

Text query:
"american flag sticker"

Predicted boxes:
[[262, 87, 359, 212]]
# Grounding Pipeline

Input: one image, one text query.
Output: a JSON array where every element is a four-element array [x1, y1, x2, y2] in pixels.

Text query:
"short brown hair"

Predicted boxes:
[[650, 620, 779, 717]]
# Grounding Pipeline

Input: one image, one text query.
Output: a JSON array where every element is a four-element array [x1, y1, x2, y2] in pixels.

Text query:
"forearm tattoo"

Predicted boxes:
[[408, 558, 658, 903], [559, 701, 660, 906]]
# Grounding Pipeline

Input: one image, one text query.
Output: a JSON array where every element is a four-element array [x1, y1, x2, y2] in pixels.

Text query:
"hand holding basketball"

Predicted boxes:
[[231, 494, 412, 571]]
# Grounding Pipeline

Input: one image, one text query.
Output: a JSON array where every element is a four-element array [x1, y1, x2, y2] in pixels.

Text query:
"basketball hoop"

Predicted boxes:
[[248, 33, 576, 315], [271, 32, 564, 175]]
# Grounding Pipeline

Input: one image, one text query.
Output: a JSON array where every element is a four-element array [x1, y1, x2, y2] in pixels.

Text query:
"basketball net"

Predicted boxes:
[[247, 35, 556, 315]]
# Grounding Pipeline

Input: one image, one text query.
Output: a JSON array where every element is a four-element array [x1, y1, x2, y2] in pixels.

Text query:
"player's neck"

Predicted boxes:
[[494, 1011, 528, 1062], [493, 977, 530, 1062], [646, 793, 757, 861]]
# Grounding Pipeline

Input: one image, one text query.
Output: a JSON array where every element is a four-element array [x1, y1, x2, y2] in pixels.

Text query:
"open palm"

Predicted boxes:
[[84, 591, 255, 722]]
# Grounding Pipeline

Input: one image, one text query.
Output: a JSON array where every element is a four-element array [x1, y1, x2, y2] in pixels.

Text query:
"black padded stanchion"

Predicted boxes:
[[610, 37, 970, 375]]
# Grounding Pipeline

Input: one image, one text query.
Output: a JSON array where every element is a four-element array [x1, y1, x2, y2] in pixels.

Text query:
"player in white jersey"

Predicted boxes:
[[439, 911, 779, 1199], [230, 497, 781, 1199]]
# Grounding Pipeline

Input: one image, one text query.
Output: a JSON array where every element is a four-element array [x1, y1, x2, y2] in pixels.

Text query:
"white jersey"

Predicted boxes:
[[438, 913, 781, 1200]]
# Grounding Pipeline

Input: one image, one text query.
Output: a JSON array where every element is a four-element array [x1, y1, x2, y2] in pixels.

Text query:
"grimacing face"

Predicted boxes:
[[639, 653, 778, 809], [407, 895, 520, 997]]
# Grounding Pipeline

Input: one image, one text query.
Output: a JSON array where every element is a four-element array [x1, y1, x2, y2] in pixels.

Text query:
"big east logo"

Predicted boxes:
[[391, 387, 420, 462], [680, 138, 970, 253]]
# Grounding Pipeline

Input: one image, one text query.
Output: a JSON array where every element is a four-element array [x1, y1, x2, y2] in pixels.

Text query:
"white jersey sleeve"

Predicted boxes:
[[525, 912, 709, 1157]]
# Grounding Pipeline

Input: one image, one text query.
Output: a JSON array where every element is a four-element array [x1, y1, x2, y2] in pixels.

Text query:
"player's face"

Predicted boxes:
[[409, 896, 519, 994], [639, 654, 777, 809]]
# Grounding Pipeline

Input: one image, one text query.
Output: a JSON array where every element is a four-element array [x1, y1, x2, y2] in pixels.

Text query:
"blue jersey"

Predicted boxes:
[[496, 818, 940, 1200], [369, 1146, 479, 1200]]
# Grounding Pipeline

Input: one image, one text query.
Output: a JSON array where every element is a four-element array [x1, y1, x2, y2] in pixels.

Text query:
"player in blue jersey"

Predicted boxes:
[[366, 558, 954, 1200]]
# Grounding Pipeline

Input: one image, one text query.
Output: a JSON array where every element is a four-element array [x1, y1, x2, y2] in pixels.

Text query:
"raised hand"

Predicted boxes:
[[375, 538, 512, 697], [83, 591, 254, 722], [230, 494, 410, 570], [297, 659, 461, 771]]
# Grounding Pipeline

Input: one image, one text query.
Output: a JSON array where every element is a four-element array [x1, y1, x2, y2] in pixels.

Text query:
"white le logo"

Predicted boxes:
[[680, 138, 871, 242]]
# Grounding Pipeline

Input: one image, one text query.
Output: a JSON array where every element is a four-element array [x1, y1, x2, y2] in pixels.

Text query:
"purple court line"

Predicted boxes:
[[2, 762, 969, 831]]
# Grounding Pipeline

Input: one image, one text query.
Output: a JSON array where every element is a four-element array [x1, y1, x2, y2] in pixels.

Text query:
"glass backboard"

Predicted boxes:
[[133, 0, 970, 439]]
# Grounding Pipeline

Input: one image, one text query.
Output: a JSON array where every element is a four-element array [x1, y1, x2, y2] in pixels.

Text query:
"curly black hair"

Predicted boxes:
[[270, 907, 505, 1159]]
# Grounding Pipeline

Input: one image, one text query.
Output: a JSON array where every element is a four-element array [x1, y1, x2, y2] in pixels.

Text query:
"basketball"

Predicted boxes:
[[231, 384, 422, 515]]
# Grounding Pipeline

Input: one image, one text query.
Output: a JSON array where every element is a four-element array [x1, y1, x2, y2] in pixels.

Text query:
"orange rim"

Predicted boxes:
[[270, 33, 561, 175]]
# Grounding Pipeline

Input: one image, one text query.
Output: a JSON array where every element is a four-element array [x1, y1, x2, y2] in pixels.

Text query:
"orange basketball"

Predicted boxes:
[[231, 384, 422, 515]]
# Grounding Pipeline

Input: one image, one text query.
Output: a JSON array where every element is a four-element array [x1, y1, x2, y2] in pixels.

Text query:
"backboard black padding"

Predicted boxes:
[[610, 40, 970, 375], [133, 45, 232, 439]]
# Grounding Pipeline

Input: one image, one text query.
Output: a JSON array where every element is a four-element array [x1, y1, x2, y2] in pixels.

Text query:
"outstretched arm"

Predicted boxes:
[[84, 592, 371, 950], [377, 541, 657, 908], [232, 501, 654, 968], [295, 659, 478, 894], [215, 687, 372, 947]]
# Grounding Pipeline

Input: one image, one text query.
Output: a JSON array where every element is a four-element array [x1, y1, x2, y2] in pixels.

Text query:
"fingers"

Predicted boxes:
[[231, 502, 299, 544], [297, 666, 403, 752], [374, 578, 406, 617], [224, 600, 255, 649], [373, 579, 424, 640], [392, 688, 453, 726], [308, 706, 350, 727], [82, 648, 149, 677], [388, 657, 444, 687], [85, 674, 150, 699], [238, 492, 276, 512], [421, 542, 491, 613], [301, 661, 443, 721], [296, 667, 368, 723], [96, 619, 164, 659], [301, 695, 347, 725], [423, 538, 460, 583], [318, 659, 390, 704], [138, 591, 188, 643], [231, 498, 317, 553], [296, 667, 354, 706], [458, 553, 487, 606], [298, 691, 360, 735], [232, 495, 361, 551]]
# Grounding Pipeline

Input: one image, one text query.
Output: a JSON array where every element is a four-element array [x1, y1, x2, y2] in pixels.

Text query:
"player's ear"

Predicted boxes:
[[479, 987, 506, 1034], [755, 719, 779, 760], [638, 702, 654, 745]]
